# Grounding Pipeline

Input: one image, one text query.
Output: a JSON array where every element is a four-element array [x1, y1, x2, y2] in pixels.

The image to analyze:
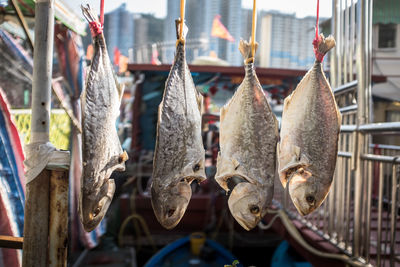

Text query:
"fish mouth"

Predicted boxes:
[[151, 183, 192, 230], [234, 211, 260, 231]]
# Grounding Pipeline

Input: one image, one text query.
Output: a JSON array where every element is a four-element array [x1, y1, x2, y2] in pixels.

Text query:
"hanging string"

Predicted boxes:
[[315, 0, 319, 40], [313, 0, 324, 61], [100, 0, 105, 26], [250, 0, 257, 62], [178, 0, 186, 44]]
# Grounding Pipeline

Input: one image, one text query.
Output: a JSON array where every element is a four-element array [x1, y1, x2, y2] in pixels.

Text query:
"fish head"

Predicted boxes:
[[288, 167, 327, 216], [151, 158, 206, 229], [151, 179, 193, 229], [228, 181, 270, 231], [80, 179, 115, 232]]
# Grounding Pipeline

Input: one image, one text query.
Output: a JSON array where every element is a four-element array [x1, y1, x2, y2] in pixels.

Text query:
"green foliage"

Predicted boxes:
[[13, 110, 71, 150]]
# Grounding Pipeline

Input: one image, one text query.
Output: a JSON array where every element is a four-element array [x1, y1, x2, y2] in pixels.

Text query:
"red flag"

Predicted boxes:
[[113, 47, 120, 66], [151, 45, 161, 65], [211, 15, 234, 42]]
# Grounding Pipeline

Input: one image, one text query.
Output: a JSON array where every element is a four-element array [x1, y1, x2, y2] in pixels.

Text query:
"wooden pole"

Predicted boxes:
[[22, 0, 55, 266], [9, 0, 34, 51], [48, 169, 69, 267]]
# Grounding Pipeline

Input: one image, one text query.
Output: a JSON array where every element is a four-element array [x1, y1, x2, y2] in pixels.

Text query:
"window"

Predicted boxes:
[[378, 24, 397, 49], [386, 110, 400, 122]]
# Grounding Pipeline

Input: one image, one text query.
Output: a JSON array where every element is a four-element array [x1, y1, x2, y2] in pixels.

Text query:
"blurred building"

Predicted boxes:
[[164, 0, 244, 65], [103, 3, 134, 59], [259, 11, 316, 69]]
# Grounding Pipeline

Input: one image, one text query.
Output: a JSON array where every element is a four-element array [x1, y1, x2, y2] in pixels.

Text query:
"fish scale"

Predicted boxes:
[[151, 21, 206, 230], [215, 40, 279, 231], [79, 5, 128, 232], [278, 34, 341, 216]]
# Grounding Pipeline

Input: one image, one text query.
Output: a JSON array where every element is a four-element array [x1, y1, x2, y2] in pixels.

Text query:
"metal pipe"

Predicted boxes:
[[365, 161, 373, 262], [341, 124, 357, 132], [361, 154, 400, 164], [22, 1, 55, 266], [333, 80, 358, 95], [359, 122, 400, 133], [339, 104, 358, 114], [29, 0, 54, 144], [330, 0, 338, 88], [349, 0, 355, 83], [390, 163, 398, 267], [369, 144, 400, 150], [337, 0, 343, 86], [343, 0, 349, 84], [377, 162, 383, 267]]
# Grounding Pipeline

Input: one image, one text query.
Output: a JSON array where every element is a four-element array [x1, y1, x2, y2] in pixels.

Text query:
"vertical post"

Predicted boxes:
[[22, 0, 55, 266], [330, 0, 338, 88], [354, 0, 372, 259], [48, 169, 69, 267]]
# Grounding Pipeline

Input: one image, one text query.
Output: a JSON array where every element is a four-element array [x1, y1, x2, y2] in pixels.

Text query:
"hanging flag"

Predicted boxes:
[[151, 44, 161, 65], [113, 47, 121, 66], [211, 15, 234, 42]]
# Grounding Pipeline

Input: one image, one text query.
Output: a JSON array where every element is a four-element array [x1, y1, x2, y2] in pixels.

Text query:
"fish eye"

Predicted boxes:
[[180, 178, 185, 182], [249, 205, 260, 214], [298, 168, 305, 175], [193, 163, 200, 172], [167, 209, 175, 217], [93, 206, 101, 217], [306, 195, 315, 205]]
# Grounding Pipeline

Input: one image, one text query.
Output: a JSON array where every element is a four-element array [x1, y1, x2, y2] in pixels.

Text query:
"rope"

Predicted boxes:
[[313, 0, 324, 62], [177, 0, 186, 45], [100, 0, 104, 26], [246, 0, 257, 63], [266, 209, 367, 267]]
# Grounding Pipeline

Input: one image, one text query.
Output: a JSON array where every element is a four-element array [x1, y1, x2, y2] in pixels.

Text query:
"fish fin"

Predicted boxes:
[[231, 158, 240, 170], [239, 39, 258, 61], [107, 179, 116, 199], [196, 91, 203, 113], [313, 34, 336, 62], [337, 108, 342, 129], [220, 105, 227, 121], [117, 83, 125, 103], [119, 151, 129, 163], [175, 19, 188, 40]]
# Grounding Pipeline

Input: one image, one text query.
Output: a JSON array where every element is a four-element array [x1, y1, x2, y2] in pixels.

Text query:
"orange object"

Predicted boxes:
[[86, 44, 94, 60], [211, 15, 234, 42], [113, 47, 120, 66]]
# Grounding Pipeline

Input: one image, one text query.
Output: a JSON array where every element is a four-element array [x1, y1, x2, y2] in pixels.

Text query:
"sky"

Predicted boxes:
[[69, 0, 332, 19]]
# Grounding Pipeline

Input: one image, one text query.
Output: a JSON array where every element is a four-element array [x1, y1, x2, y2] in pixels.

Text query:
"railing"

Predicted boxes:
[[273, 0, 400, 266]]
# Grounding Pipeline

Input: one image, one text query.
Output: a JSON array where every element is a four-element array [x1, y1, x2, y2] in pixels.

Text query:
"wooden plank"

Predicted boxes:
[[22, 169, 50, 267], [0, 235, 23, 249], [48, 169, 69, 267]]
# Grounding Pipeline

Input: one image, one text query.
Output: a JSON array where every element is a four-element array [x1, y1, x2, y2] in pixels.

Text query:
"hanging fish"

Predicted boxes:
[[79, 5, 128, 232], [215, 40, 279, 231], [151, 20, 206, 229], [278, 34, 341, 216]]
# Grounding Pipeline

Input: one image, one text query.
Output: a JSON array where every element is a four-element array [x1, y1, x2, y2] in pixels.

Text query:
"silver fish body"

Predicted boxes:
[[278, 34, 341, 216], [79, 5, 128, 232], [215, 40, 279, 231], [151, 22, 206, 230]]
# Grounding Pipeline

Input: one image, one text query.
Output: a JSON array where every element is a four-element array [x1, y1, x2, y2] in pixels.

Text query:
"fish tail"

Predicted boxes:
[[81, 5, 103, 37], [239, 39, 258, 64], [313, 33, 335, 62], [175, 19, 188, 44]]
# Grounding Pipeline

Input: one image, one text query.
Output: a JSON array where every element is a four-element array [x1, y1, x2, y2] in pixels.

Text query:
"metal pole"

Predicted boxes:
[[22, 0, 55, 266], [353, 0, 367, 258]]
